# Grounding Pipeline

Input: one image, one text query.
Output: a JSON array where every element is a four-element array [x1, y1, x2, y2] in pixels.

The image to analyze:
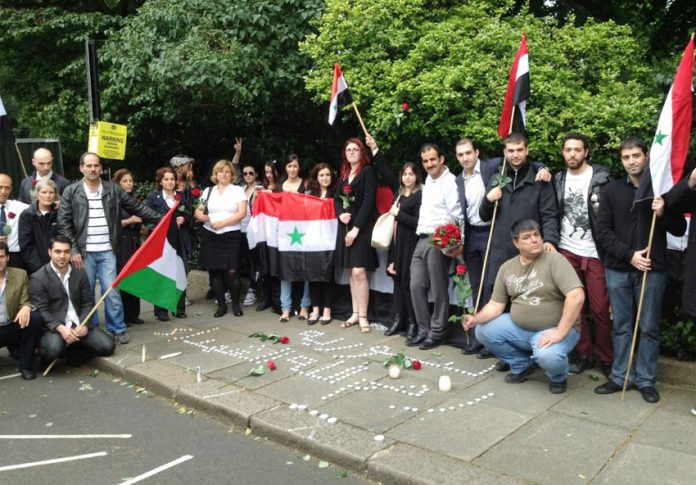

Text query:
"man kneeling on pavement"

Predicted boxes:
[[30, 236, 114, 368], [464, 219, 584, 394]]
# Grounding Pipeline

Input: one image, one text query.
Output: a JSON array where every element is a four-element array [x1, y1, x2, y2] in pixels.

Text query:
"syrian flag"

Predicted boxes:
[[0, 95, 16, 143], [112, 202, 187, 313], [498, 33, 530, 138], [247, 192, 337, 281], [635, 37, 694, 204], [329, 63, 353, 125]]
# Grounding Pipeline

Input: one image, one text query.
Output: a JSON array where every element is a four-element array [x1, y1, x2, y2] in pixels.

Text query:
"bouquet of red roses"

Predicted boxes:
[[429, 223, 462, 254]]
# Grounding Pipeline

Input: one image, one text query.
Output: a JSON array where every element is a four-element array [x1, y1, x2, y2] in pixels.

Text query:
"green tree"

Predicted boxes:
[[301, 0, 666, 172]]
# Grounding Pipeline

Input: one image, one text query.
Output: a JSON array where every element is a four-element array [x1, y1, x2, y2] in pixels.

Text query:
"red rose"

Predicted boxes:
[[343, 185, 352, 194], [7, 212, 16, 219], [412, 360, 421, 370], [191, 188, 201, 197], [280, 336, 289, 344], [441, 236, 450, 246], [174, 194, 182, 201], [266, 360, 277, 371], [401, 102, 409, 111], [32, 179, 39, 186], [456, 264, 467, 276]]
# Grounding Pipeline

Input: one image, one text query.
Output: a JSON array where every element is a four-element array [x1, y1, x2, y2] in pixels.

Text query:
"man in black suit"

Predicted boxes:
[[30, 236, 114, 366], [18, 148, 70, 204], [0, 241, 43, 379]]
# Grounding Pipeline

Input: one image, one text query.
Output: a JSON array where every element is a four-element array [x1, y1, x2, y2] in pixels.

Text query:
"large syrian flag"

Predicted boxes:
[[498, 33, 530, 138], [328, 63, 353, 125], [635, 37, 694, 204], [247, 192, 337, 281], [0, 95, 15, 143], [112, 203, 187, 313]]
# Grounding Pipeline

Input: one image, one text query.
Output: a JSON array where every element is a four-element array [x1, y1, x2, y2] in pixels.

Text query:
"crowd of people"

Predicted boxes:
[[1, 133, 695, 416]]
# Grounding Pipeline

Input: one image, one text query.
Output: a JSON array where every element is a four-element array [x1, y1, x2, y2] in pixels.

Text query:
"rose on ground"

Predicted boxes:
[[266, 360, 277, 371], [280, 336, 289, 344], [412, 360, 422, 370]]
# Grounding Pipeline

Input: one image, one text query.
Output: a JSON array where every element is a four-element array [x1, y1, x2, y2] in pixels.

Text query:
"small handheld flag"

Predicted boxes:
[[329, 63, 353, 125], [498, 34, 530, 138]]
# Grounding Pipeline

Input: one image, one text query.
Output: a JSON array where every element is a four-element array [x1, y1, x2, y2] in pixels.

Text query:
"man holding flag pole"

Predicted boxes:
[[593, 35, 693, 403]]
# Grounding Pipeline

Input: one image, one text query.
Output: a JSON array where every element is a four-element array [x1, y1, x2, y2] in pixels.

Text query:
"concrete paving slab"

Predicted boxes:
[[176, 379, 281, 428], [632, 400, 696, 455], [124, 359, 198, 398], [593, 442, 696, 484], [475, 411, 629, 485], [368, 443, 524, 485], [251, 404, 392, 471], [389, 394, 531, 461], [95, 348, 143, 376]]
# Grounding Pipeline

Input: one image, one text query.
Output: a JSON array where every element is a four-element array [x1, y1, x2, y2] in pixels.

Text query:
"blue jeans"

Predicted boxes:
[[280, 280, 311, 312], [83, 251, 126, 335], [605, 268, 665, 389], [476, 313, 580, 383]]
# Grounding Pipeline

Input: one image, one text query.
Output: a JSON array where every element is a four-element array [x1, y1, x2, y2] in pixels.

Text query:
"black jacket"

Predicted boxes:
[[58, 180, 161, 256], [18, 202, 58, 274], [19, 171, 71, 204], [145, 189, 193, 258], [479, 161, 559, 261], [334, 165, 377, 231], [553, 164, 613, 259], [595, 176, 686, 272], [29, 263, 93, 331], [666, 177, 696, 315]]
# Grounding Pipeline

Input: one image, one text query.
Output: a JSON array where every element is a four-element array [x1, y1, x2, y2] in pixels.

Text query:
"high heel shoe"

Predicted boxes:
[[214, 307, 227, 318], [359, 316, 371, 333], [340, 312, 359, 328]]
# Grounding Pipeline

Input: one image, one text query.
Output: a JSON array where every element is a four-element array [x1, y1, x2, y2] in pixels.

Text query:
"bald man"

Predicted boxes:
[[0, 173, 29, 269], [19, 148, 70, 204]]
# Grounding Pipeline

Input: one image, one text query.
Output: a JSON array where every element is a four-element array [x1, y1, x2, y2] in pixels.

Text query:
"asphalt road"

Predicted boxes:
[[0, 362, 370, 485]]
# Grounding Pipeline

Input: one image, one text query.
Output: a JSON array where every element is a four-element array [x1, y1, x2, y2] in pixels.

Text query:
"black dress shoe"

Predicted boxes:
[[549, 380, 567, 394], [232, 305, 243, 317], [476, 348, 495, 359], [21, 369, 36, 380], [256, 300, 271, 312], [419, 338, 442, 350], [156, 314, 170, 322], [129, 318, 145, 325], [569, 355, 593, 374], [406, 334, 426, 347], [214, 308, 228, 318], [638, 386, 660, 403], [495, 360, 511, 372], [384, 317, 404, 336], [175, 311, 187, 319], [504, 364, 537, 384], [594, 380, 623, 394], [461, 343, 483, 355], [406, 323, 418, 341]]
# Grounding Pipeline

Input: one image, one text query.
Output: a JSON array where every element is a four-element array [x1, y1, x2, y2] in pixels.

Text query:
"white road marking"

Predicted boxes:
[[0, 434, 132, 439], [118, 455, 193, 484], [0, 451, 107, 471]]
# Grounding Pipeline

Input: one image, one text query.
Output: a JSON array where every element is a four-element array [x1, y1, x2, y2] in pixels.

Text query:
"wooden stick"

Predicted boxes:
[[621, 210, 658, 400], [351, 102, 369, 138], [14, 142, 28, 178], [42, 286, 114, 377]]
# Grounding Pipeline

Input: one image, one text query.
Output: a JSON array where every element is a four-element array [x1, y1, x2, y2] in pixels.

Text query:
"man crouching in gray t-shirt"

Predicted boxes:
[[464, 219, 585, 394]]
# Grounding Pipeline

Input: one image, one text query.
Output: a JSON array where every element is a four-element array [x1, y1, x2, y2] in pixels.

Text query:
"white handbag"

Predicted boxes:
[[371, 196, 399, 250]]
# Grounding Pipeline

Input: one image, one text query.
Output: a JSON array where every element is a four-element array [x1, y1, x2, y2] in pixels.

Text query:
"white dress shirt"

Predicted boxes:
[[1, 199, 29, 252], [462, 160, 490, 227], [416, 167, 463, 235], [50, 261, 80, 327]]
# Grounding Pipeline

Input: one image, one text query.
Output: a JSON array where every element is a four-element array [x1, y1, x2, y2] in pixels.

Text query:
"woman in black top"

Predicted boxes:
[[18, 178, 59, 274], [335, 138, 377, 333], [367, 135, 422, 339]]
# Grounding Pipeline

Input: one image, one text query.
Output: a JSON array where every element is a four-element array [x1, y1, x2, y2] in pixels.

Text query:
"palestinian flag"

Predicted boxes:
[[247, 192, 337, 281], [112, 202, 187, 313], [0, 95, 15, 143], [328, 63, 353, 125], [498, 33, 530, 138], [635, 37, 694, 204]]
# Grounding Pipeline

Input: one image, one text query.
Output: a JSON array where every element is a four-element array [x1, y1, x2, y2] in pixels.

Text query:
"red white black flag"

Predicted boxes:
[[498, 34, 530, 138], [328, 63, 353, 125]]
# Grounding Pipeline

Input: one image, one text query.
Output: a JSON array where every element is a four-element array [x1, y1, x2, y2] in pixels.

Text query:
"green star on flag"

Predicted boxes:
[[654, 130, 668, 145], [287, 226, 305, 246]]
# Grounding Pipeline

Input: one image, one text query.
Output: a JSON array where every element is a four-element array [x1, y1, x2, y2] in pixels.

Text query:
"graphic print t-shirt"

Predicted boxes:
[[559, 168, 597, 258]]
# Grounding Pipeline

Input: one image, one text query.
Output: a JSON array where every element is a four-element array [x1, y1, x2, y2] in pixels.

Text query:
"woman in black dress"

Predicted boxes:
[[335, 138, 377, 333], [18, 178, 59, 275], [306, 162, 336, 325], [366, 134, 422, 339], [146, 166, 192, 321]]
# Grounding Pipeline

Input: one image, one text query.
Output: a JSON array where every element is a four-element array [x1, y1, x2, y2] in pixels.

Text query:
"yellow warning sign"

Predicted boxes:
[[88, 121, 128, 160]]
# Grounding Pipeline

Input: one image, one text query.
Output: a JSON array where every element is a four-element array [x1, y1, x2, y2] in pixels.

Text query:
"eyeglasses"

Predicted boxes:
[[345, 147, 361, 153], [243, 171, 255, 176]]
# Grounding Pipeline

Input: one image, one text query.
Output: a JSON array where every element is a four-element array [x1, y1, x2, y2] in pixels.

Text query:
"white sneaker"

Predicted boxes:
[[184, 297, 192, 306], [691, 406, 696, 417], [225, 292, 233, 304], [243, 290, 257, 306]]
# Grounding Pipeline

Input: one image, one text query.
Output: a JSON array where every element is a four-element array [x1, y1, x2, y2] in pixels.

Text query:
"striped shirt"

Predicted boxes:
[[84, 182, 112, 252]]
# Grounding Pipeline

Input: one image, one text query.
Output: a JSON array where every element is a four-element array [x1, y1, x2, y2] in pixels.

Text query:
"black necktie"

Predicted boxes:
[[0, 205, 6, 227]]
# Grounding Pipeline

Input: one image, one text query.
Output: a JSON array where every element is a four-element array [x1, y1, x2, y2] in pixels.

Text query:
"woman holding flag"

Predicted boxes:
[[335, 138, 377, 333]]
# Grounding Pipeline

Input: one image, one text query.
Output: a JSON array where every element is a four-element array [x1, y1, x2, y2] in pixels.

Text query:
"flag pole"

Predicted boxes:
[[621, 210, 658, 399], [13, 142, 28, 178], [42, 286, 114, 376], [351, 102, 369, 138]]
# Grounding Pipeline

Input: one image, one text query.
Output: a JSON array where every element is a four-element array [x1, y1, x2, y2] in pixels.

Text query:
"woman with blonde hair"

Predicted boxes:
[[18, 178, 59, 274], [194, 160, 247, 317]]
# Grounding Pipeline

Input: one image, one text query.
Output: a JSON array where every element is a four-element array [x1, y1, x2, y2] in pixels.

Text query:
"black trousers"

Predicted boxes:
[[0, 312, 43, 370], [154, 292, 186, 317], [309, 280, 335, 311]]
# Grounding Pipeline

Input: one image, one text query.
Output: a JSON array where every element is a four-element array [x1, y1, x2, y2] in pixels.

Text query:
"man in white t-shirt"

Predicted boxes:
[[552, 133, 613, 377]]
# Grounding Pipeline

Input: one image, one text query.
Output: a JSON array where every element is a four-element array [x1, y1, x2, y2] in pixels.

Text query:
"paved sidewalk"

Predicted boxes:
[[79, 294, 696, 485]]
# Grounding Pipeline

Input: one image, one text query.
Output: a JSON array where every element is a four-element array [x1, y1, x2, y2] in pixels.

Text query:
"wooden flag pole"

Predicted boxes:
[[42, 286, 114, 377], [621, 210, 658, 400], [13, 142, 28, 178], [351, 102, 369, 139]]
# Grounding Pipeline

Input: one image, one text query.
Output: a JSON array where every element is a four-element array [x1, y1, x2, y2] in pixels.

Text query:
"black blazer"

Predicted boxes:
[[334, 165, 377, 231], [145, 189, 193, 257], [29, 263, 94, 330]]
